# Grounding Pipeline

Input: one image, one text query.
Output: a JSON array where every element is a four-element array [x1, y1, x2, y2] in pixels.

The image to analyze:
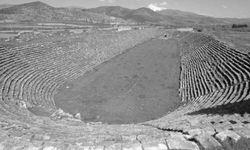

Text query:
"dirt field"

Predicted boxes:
[[54, 38, 181, 124]]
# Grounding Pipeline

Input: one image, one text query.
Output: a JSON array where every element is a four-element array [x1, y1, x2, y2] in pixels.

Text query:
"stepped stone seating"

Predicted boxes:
[[179, 33, 250, 107], [0, 31, 250, 149]]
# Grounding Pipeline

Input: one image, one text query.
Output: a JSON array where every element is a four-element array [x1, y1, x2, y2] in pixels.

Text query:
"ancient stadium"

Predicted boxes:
[[0, 1, 250, 150]]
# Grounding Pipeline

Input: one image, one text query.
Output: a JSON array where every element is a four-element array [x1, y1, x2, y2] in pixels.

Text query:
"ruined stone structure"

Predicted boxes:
[[0, 32, 249, 149]]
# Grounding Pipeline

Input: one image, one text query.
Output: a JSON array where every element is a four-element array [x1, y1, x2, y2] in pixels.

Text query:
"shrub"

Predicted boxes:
[[232, 24, 248, 28]]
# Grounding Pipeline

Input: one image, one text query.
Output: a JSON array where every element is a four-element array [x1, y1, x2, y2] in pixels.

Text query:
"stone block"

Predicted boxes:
[[166, 134, 199, 150], [216, 130, 241, 142], [235, 129, 250, 139], [43, 146, 58, 150], [142, 142, 168, 150], [105, 144, 121, 150], [26, 145, 40, 150], [195, 133, 222, 150], [122, 143, 143, 150]]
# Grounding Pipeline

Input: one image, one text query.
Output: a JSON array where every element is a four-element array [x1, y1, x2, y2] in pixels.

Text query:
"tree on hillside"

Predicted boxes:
[[232, 24, 248, 28]]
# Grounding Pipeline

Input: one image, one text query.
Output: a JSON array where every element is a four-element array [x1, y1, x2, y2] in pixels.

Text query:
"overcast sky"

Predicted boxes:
[[0, 0, 250, 18]]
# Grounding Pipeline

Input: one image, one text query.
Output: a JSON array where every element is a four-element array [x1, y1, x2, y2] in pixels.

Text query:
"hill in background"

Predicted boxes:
[[87, 6, 131, 19], [0, 1, 249, 26], [0, 1, 126, 24], [0, 4, 13, 10], [87, 5, 250, 25]]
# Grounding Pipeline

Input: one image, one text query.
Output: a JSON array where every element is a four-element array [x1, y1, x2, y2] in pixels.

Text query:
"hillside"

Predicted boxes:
[[159, 9, 206, 18], [124, 7, 164, 23], [87, 6, 226, 25], [0, 1, 124, 24], [88, 6, 250, 25], [0, 4, 13, 9], [0, 1, 249, 25], [88, 6, 164, 23], [158, 9, 225, 25], [87, 6, 131, 18]]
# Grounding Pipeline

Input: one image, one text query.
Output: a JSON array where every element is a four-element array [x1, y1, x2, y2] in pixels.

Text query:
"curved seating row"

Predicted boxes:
[[0, 31, 250, 149], [179, 33, 250, 111], [0, 29, 162, 120]]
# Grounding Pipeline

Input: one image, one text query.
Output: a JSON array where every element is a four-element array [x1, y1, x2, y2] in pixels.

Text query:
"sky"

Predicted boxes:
[[0, 0, 250, 18]]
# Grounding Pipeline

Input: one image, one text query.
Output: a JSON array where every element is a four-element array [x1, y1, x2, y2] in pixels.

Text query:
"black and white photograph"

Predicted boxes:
[[0, 0, 250, 149]]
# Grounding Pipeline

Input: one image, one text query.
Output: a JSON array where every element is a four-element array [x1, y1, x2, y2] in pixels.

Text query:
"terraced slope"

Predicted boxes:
[[0, 31, 250, 149], [180, 33, 250, 107]]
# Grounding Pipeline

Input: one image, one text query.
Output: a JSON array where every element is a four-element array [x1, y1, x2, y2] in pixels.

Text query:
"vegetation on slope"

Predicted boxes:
[[0, 1, 125, 24]]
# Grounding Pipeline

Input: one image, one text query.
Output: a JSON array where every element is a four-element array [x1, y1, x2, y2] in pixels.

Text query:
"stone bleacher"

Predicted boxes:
[[0, 31, 250, 149]]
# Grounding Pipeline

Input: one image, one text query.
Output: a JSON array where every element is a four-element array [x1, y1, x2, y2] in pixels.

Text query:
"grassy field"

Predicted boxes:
[[54, 38, 181, 124]]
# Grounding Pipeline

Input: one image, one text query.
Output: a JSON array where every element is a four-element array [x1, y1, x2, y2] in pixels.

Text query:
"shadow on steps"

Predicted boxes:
[[187, 99, 250, 116]]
